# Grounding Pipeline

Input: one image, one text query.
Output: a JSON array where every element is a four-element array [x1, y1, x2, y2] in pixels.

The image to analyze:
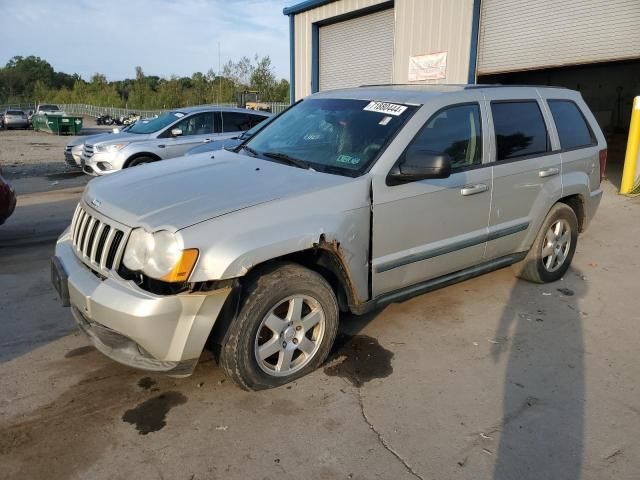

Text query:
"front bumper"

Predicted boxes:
[[53, 229, 232, 375], [82, 151, 123, 176]]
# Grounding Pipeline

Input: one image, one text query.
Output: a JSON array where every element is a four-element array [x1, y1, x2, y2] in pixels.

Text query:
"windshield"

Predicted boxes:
[[128, 111, 183, 134], [245, 98, 416, 176], [39, 105, 59, 111]]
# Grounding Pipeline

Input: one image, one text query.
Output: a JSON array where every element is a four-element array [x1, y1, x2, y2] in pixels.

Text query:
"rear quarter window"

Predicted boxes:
[[547, 100, 596, 150], [491, 101, 549, 161]]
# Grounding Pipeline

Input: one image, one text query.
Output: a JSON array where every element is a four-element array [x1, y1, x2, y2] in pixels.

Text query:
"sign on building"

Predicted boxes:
[[408, 52, 447, 81]]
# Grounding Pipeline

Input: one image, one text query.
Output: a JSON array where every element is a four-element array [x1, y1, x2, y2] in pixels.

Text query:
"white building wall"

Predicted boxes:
[[393, 0, 474, 85]]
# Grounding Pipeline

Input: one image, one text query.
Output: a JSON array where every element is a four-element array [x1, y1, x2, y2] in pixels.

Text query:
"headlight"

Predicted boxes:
[[122, 228, 198, 282], [95, 142, 129, 153]]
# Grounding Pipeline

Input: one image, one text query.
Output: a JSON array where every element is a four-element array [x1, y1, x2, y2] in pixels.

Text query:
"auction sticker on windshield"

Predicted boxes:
[[363, 101, 408, 116]]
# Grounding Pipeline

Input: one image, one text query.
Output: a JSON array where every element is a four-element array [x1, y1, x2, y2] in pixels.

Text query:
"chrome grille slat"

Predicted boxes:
[[70, 203, 129, 276], [90, 223, 106, 262], [82, 217, 96, 256]]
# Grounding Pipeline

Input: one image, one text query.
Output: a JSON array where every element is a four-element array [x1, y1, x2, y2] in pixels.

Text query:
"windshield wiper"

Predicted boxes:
[[238, 144, 259, 157], [262, 151, 312, 170]]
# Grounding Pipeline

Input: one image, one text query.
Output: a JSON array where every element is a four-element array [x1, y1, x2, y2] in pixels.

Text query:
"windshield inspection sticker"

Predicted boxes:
[[336, 154, 361, 165], [364, 101, 408, 116]]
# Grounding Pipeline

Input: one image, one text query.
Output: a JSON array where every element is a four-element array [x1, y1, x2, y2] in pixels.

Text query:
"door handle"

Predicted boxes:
[[461, 183, 488, 196], [157, 144, 165, 148], [539, 167, 559, 178], [203, 138, 211, 143]]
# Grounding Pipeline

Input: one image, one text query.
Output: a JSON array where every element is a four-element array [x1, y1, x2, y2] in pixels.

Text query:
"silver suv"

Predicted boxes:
[[80, 107, 269, 175], [52, 85, 605, 390]]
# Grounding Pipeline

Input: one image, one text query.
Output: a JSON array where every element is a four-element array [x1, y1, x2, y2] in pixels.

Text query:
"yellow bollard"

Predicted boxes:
[[620, 96, 640, 194]]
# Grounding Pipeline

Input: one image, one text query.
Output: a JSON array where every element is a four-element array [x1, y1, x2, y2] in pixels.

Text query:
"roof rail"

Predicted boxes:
[[357, 83, 568, 90]]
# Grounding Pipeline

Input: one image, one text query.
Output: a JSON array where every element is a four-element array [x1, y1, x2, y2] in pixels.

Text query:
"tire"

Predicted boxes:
[[515, 203, 578, 283], [220, 263, 339, 390], [127, 156, 154, 168]]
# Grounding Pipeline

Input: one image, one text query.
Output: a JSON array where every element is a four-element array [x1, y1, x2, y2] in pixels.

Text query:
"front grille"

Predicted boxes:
[[83, 144, 94, 159], [70, 204, 128, 275]]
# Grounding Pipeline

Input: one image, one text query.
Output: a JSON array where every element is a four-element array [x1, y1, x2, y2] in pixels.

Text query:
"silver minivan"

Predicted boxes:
[[52, 85, 605, 390], [80, 107, 269, 175]]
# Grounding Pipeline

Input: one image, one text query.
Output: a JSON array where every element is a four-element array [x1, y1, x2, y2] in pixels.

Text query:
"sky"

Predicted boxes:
[[0, 0, 292, 81]]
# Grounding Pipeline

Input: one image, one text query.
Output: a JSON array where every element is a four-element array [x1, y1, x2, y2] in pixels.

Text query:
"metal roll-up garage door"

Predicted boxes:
[[319, 8, 394, 91], [478, 0, 640, 75]]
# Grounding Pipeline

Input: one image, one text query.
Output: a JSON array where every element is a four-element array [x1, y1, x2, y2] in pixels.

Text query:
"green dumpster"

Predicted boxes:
[[32, 113, 83, 135]]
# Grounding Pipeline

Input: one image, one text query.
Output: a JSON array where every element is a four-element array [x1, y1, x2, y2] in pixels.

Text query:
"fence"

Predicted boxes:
[[0, 102, 290, 117]]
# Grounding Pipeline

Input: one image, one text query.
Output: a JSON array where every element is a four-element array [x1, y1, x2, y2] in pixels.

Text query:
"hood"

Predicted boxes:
[[66, 131, 140, 148], [83, 150, 354, 231], [89, 131, 149, 146]]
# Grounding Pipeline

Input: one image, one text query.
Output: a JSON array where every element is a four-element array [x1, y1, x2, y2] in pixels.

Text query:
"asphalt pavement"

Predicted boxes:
[[0, 173, 639, 480]]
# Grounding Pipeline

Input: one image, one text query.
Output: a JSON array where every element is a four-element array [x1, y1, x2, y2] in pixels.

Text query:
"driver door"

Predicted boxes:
[[160, 112, 217, 157], [372, 101, 493, 297]]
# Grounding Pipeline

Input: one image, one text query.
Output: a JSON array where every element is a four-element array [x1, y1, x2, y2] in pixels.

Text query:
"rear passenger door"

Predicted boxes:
[[484, 91, 563, 261]]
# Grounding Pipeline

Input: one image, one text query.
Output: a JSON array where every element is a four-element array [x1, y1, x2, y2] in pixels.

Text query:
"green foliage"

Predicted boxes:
[[0, 55, 290, 107]]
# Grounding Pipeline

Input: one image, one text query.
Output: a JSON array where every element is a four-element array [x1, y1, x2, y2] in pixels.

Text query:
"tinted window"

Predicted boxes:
[[173, 112, 215, 136], [248, 114, 268, 128], [6, 110, 24, 115], [223, 112, 251, 132], [548, 100, 595, 149], [406, 104, 482, 171], [491, 101, 549, 161]]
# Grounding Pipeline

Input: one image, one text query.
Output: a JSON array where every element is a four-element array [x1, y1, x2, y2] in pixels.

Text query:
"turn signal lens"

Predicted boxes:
[[160, 248, 199, 283]]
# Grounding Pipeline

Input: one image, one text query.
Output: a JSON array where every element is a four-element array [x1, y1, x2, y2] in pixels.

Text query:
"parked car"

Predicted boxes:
[[0, 112, 4, 129], [80, 107, 269, 175], [35, 104, 61, 115], [185, 113, 273, 156], [2, 109, 29, 129], [52, 85, 605, 390], [63, 124, 137, 168], [0, 167, 16, 225]]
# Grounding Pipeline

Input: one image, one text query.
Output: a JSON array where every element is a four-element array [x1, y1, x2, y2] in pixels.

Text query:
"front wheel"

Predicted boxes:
[[127, 156, 154, 168], [515, 203, 578, 283], [220, 263, 339, 390]]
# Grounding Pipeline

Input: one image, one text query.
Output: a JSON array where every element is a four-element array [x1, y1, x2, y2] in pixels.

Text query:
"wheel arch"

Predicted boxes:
[[124, 152, 162, 168], [557, 193, 586, 233]]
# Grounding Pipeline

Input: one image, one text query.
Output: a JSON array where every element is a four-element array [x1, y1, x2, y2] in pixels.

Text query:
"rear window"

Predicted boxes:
[[547, 100, 595, 150], [491, 101, 549, 161], [6, 110, 24, 115]]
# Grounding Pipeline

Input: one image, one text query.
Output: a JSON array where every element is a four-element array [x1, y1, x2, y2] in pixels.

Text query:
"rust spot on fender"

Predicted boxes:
[[315, 235, 364, 308]]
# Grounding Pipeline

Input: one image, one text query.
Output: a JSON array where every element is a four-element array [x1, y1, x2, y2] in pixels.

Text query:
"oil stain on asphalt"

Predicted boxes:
[[137, 377, 157, 390], [324, 334, 394, 387], [122, 392, 187, 435]]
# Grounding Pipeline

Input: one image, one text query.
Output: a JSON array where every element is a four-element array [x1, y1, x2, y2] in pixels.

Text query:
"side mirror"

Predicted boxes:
[[387, 150, 452, 185], [171, 128, 183, 137]]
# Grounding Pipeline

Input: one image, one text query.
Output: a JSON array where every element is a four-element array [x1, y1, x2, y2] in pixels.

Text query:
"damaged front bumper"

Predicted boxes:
[[52, 230, 232, 376]]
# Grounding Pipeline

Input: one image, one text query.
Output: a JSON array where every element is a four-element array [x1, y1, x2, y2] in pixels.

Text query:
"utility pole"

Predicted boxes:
[[218, 42, 222, 105]]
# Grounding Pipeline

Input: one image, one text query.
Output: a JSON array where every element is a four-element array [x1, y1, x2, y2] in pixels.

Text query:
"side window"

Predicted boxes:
[[406, 103, 483, 171], [547, 100, 595, 150], [248, 114, 267, 128], [491, 101, 549, 161], [174, 112, 215, 136], [223, 112, 251, 132]]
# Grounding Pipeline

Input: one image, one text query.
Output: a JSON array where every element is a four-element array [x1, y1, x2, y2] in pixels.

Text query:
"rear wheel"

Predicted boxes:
[[220, 263, 339, 390], [516, 203, 578, 283]]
